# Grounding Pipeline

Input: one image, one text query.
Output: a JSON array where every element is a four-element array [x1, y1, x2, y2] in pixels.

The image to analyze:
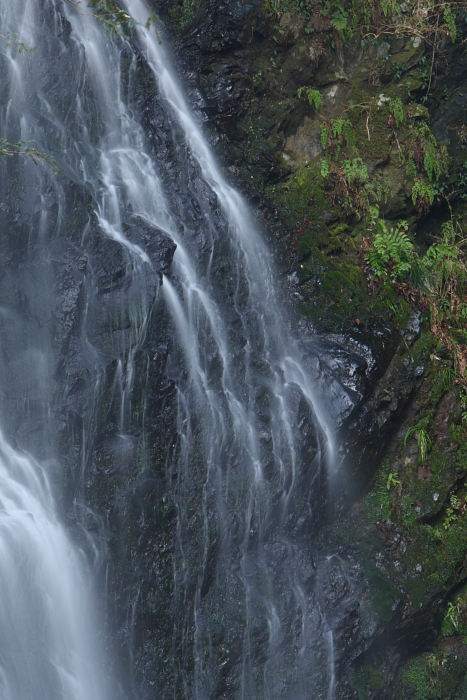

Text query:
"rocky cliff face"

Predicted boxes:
[[140, 1, 467, 698], [2, 1, 467, 698]]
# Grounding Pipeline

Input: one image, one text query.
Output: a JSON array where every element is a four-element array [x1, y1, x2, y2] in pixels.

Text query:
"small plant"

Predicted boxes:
[[393, 62, 405, 80], [389, 97, 405, 128], [443, 493, 463, 530], [411, 177, 435, 217], [386, 471, 401, 490], [365, 220, 414, 283], [439, 366, 456, 391], [320, 117, 355, 154], [460, 387, 467, 423], [446, 600, 460, 629], [342, 157, 368, 183], [0, 139, 58, 173], [0, 32, 35, 53], [404, 426, 433, 463], [408, 123, 449, 183], [417, 429, 433, 463], [297, 87, 323, 110], [65, 0, 157, 34], [443, 4, 457, 42], [330, 7, 349, 34]]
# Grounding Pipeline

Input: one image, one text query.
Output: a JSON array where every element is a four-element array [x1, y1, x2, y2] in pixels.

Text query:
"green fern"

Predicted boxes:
[[444, 4, 457, 43], [365, 220, 414, 282], [389, 97, 405, 128], [297, 87, 323, 110], [343, 157, 368, 183], [331, 8, 349, 34], [411, 177, 434, 208], [320, 118, 355, 154], [320, 154, 332, 177]]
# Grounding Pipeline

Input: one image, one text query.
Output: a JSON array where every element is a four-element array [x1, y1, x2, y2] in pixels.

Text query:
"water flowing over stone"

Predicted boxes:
[[0, 433, 108, 700], [0, 0, 360, 697]]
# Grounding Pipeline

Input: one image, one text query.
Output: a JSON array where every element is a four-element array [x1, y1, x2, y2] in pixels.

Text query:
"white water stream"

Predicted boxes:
[[0, 0, 338, 697], [0, 433, 107, 699]]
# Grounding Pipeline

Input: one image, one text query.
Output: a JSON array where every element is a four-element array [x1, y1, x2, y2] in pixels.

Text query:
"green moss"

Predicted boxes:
[[337, 261, 369, 290], [348, 105, 392, 161], [401, 653, 467, 700], [296, 255, 326, 283], [362, 560, 399, 620], [295, 259, 371, 330], [352, 662, 385, 699], [266, 163, 335, 227], [321, 269, 354, 293], [296, 227, 329, 257], [370, 286, 412, 326], [167, 0, 202, 30], [329, 223, 350, 236]]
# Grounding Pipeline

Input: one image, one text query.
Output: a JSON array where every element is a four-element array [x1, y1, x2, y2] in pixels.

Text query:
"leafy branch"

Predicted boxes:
[[0, 139, 59, 174], [64, 0, 157, 34], [0, 33, 36, 53]]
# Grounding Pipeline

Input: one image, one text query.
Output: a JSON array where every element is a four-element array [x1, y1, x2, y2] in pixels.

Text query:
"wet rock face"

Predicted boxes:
[[151, 3, 467, 698], [2, 1, 465, 698]]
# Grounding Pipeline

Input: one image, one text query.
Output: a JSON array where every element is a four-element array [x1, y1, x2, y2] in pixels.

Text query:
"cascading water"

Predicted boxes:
[[0, 434, 108, 700], [0, 0, 353, 698]]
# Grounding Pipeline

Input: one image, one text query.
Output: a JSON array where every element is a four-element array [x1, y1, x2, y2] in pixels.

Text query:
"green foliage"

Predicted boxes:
[[330, 7, 349, 34], [353, 662, 385, 699], [410, 123, 449, 183], [401, 652, 466, 700], [436, 492, 465, 533], [266, 162, 332, 227], [87, 0, 137, 33], [389, 97, 405, 128], [397, 116, 450, 217], [320, 118, 355, 154], [411, 176, 435, 213], [393, 62, 405, 80], [404, 426, 433, 463], [0, 139, 58, 173], [444, 4, 457, 42], [365, 220, 414, 283], [386, 471, 401, 490], [364, 212, 467, 375], [0, 32, 35, 53], [343, 157, 368, 183], [66, 0, 157, 34], [445, 600, 460, 629], [364, 459, 394, 521], [422, 221, 467, 311], [423, 141, 448, 183], [436, 365, 456, 392], [297, 87, 323, 110], [264, 0, 460, 47], [441, 585, 467, 636], [460, 387, 467, 423], [402, 657, 431, 700]]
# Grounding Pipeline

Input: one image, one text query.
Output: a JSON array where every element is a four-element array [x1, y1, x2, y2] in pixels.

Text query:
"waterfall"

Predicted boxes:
[[0, 434, 108, 700], [0, 0, 344, 697]]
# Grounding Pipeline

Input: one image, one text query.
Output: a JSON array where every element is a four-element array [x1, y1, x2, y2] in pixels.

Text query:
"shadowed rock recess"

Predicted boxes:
[[2, 0, 467, 698]]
